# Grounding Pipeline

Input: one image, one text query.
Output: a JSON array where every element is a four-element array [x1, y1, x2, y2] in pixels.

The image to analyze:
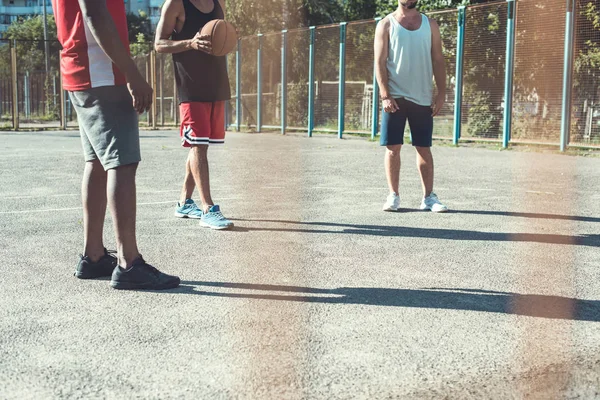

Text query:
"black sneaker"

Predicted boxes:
[[110, 257, 180, 290], [75, 249, 118, 279]]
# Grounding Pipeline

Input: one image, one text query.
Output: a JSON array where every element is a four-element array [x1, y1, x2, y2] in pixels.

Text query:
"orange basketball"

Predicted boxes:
[[200, 19, 237, 57]]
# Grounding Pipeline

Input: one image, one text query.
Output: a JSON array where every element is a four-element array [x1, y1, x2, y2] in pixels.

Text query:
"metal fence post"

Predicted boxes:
[[338, 22, 347, 139], [502, 0, 516, 149], [11, 42, 18, 131], [560, 0, 576, 152], [308, 27, 316, 137], [24, 71, 30, 119], [372, 18, 382, 140], [257, 34, 263, 133], [236, 38, 242, 132], [174, 70, 179, 126], [159, 55, 164, 127], [150, 51, 157, 129], [453, 6, 466, 145], [281, 30, 288, 135], [225, 56, 229, 131], [59, 74, 67, 130]]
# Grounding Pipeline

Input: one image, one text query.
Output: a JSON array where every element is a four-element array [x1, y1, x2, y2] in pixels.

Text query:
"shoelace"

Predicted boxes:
[[211, 211, 227, 221], [134, 257, 161, 276], [105, 250, 118, 263]]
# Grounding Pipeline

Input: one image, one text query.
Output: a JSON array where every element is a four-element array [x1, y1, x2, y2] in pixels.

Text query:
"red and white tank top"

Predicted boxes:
[[51, 0, 130, 91]]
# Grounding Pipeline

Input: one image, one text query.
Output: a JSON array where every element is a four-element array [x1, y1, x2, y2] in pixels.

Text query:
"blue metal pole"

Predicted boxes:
[[308, 27, 316, 137], [281, 30, 287, 135], [338, 22, 347, 139], [236, 38, 242, 132], [257, 34, 263, 133], [453, 6, 466, 145], [372, 18, 382, 140], [560, 0, 576, 152], [502, 0, 516, 149], [224, 55, 229, 131]]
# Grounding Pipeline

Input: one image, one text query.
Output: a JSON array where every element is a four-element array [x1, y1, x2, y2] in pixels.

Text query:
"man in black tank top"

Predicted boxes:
[[155, 0, 233, 230]]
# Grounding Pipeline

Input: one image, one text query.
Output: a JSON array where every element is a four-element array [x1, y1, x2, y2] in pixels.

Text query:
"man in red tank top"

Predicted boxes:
[[52, 0, 180, 290]]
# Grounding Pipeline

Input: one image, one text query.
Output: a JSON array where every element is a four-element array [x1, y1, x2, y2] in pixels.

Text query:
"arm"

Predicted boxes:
[[430, 18, 446, 116], [77, 0, 151, 113], [154, 0, 211, 54], [374, 18, 398, 113]]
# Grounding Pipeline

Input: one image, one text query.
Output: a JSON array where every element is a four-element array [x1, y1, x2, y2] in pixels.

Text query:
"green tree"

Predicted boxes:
[[1, 15, 58, 73], [127, 11, 153, 43]]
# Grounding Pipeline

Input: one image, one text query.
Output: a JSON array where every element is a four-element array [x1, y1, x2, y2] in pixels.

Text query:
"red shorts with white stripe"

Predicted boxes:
[[179, 101, 226, 147]]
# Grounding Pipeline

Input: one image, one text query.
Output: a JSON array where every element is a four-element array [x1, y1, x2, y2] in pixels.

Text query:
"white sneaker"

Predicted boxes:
[[383, 193, 400, 211], [420, 192, 448, 213]]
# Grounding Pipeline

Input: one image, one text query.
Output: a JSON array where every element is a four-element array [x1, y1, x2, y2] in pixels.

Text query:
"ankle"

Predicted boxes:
[[83, 246, 105, 263], [117, 250, 141, 269]]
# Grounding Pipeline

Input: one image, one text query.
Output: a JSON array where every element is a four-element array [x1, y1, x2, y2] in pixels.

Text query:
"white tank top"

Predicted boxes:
[[385, 13, 433, 106]]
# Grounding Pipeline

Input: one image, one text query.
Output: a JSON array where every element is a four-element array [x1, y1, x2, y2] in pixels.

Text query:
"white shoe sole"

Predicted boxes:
[[199, 221, 234, 230], [174, 212, 202, 219], [420, 205, 448, 213], [383, 206, 399, 212]]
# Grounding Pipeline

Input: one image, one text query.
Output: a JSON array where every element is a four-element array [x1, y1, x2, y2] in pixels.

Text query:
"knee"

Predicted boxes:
[[415, 146, 432, 156], [386, 145, 401, 157], [109, 162, 139, 174], [85, 159, 107, 178], [190, 145, 208, 160]]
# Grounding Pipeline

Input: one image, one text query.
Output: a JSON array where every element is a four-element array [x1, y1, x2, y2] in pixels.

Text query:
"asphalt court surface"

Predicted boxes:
[[1, 130, 599, 399]]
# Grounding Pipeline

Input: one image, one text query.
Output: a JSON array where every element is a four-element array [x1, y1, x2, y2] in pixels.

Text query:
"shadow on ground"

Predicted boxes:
[[229, 217, 600, 247], [175, 282, 600, 322]]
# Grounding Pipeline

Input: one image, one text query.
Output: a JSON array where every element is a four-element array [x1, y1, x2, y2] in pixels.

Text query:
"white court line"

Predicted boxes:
[[526, 190, 556, 195]]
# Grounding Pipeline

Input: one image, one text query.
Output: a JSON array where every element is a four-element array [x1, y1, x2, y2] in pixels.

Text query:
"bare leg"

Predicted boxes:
[[180, 153, 196, 205], [189, 145, 214, 213], [107, 163, 141, 268], [82, 160, 107, 262], [415, 146, 434, 197], [385, 145, 402, 195]]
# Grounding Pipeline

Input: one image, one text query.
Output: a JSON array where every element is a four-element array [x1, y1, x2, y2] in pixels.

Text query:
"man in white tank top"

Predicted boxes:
[[374, 0, 448, 213]]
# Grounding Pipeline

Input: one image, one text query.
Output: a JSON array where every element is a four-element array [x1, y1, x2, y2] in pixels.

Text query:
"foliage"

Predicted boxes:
[[127, 11, 153, 43]]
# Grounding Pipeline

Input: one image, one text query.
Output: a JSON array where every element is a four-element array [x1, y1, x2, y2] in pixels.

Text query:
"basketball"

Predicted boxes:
[[200, 19, 237, 57]]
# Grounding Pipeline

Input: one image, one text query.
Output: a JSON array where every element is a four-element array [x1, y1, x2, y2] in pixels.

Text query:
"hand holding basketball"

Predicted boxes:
[[199, 19, 237, 57], [190, 32, 212, 54]]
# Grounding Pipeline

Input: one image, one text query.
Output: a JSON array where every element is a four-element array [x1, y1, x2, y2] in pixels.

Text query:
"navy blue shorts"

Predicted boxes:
[[380, 98, 433, 147]]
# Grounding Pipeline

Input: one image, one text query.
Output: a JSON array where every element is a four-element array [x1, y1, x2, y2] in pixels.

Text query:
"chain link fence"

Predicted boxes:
[[2, 0, 598, 149]]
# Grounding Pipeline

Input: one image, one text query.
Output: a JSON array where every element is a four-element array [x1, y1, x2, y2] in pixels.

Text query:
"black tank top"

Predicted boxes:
[[172, 0, 231, 103]]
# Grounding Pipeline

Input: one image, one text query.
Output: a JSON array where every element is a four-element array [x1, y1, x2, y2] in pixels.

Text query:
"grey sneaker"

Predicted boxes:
[[75, 249, 117, 279], [110, 257, 180, 290], [420, 192, 448, 213]]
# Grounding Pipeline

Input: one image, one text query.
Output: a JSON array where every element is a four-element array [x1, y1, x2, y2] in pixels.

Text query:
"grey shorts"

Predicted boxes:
[[69, 85, 141, 170]]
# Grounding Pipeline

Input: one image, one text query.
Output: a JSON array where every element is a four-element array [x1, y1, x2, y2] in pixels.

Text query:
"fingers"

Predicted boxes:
[[383, 99, 399, 113], [132, 92, 153, 114], [193, 39, 212, 53], [194, 33, 211, 41]]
